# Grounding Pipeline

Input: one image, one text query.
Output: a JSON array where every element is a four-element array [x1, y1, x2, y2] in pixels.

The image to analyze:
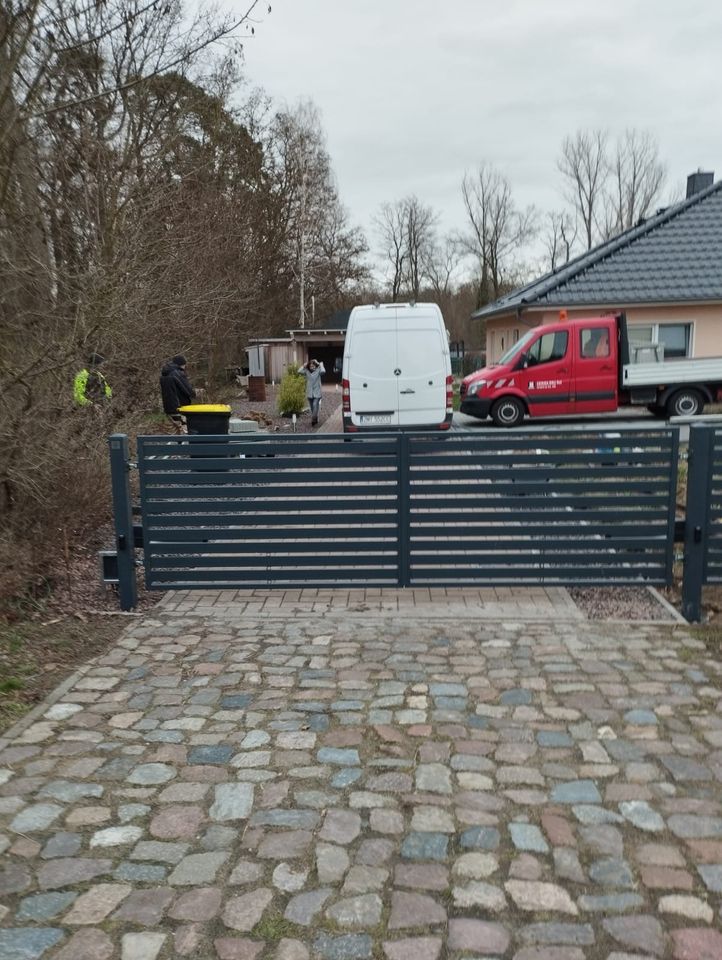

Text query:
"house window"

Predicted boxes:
[[513, 329, 520, 343], [659, 324, 691, 358], [629, 322, 692, 359]]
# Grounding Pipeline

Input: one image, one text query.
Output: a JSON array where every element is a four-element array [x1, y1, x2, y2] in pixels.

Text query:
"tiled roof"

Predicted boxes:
[[473, 180, 722, 319]]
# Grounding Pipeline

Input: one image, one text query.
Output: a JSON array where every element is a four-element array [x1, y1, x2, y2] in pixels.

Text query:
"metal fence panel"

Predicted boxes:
[[406, 430, 678, 586], [137, 434, 400, 589]]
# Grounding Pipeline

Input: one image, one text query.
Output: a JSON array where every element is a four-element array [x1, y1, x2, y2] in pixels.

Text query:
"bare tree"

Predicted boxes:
[[404, 195, 437, 299], [0, 4, 370, 604], [607, 129, 666, 234], [558, 129, 608, 250], [423, 235, 462, 299], [460, 163, 536, 305], [375, 201, 407, 301], [374, 195, 437, 301], [543, 210, 578, 271]]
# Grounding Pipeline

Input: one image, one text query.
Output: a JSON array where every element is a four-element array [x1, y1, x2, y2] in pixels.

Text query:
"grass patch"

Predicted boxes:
[[0, 613, 124, 733], [452, 382, 461, 412], [694, 624, 722, 656], [252, 911, 304, 942]]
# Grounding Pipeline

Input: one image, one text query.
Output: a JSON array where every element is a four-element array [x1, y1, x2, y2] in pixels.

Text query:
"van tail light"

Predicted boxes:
[[445, 375, 454, 413], [342, 378, 350, 413]]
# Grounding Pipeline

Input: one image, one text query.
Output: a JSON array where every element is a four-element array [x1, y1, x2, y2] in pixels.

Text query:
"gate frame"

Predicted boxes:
[[110, 427, 695, 616]]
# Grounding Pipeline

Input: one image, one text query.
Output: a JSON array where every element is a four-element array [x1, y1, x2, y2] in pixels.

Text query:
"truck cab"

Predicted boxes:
[[460, 316, 619, 427]]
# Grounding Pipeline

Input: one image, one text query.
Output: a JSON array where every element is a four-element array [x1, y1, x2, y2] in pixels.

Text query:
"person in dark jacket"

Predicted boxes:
[[160, 355, 196, 432]]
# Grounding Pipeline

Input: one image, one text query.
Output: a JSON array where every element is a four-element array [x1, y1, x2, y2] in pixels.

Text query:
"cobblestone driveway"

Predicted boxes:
[[1, 591, 722, 960]]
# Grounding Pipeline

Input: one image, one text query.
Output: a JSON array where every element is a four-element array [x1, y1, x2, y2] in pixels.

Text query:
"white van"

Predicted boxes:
[[342, 303, 453, 432]]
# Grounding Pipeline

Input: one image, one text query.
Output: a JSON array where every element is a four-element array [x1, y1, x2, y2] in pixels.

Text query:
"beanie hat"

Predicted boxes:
[[172, 355, 187, 366]]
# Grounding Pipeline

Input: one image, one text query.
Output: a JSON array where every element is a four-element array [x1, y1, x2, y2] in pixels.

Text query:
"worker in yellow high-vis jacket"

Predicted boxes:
[[73, 353, 112, 408]]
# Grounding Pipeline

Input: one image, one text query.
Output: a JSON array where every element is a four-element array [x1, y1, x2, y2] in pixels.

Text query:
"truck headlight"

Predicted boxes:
[[467, 380, 486, 396]]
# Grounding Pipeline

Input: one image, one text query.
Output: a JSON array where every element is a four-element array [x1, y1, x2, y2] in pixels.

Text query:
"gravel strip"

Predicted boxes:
[[569, 586, 677, 621]]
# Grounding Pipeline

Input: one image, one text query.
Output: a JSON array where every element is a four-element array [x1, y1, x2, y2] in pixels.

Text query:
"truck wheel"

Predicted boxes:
[[666, 389, 703, 418], [491, 397, 524, 428]]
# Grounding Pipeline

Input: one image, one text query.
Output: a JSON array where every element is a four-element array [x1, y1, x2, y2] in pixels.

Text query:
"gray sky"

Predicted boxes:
[[238, 0, 722, 270]]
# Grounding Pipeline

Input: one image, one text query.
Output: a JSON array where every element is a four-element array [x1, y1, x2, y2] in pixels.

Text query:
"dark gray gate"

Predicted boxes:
[[406, 429, 678, 586], [137, 434, 402, 590], [108, 427, 680, 606]]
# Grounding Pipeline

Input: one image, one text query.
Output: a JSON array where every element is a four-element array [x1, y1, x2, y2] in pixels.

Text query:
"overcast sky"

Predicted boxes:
[[238, 0, 721, 269]]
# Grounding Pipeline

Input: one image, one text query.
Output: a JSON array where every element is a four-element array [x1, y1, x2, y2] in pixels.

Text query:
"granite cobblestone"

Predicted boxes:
[[1, 601, 721, 958]]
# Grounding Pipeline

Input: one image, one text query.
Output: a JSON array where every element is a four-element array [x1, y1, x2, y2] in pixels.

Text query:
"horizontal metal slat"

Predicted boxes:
[[409, 427, 677, 457], [409, 451, 674, 469], [139, 437, 401, 455], [147, 555, 398, 569], [144, 514, 399, 530], [408, 566, 666, 582], [140, 469, 396, 485], [141, 485, 396, 500], [410, 549, 667, 564], [143, 532, 397, 548], [409, 480, 671, 496], [410, 466, 672, 482], [143, 498, 398, 516], [147, 569, 399, 585], [411, 531, 667, 556], [409, 522, 669, 536], [409, 492, 669, 508], [146, 541, 397, 555]]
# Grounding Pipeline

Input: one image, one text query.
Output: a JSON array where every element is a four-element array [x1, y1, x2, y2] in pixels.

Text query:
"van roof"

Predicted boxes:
[[351, 302, 441, 313]]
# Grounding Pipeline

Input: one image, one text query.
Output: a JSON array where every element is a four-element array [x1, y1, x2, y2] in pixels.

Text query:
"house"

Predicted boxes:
[[246, 309, 351, 383], [473, 172, 722, 364]]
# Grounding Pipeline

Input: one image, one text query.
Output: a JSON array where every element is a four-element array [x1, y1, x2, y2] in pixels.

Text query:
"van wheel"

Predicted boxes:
[[491, 397, 524, 427], [666, 389, 703, 418]]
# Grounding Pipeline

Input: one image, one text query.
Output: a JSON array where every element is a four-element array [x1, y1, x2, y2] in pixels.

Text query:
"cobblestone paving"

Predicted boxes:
[[1, 599, 722, 960]]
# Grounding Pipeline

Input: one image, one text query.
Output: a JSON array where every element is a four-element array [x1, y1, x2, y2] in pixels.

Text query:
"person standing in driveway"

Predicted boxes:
[[299, 358, 325, 426], [160, 354, 197, 433]]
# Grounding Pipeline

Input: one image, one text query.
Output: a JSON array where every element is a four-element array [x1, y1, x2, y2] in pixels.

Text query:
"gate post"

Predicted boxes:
[[681, 424, 713, 622], [398, 434, 411, 587], [108, 434, 138, 611]]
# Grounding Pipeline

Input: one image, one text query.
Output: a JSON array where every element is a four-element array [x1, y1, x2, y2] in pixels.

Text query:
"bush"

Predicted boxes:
[[277, 365, 307, 416]]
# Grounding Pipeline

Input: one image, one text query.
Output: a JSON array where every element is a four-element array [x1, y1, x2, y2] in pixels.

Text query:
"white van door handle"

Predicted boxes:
[[400, 389, 415, 395]]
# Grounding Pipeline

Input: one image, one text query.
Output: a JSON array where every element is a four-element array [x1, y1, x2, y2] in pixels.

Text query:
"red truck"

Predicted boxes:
[[460, 312, 722, 427]]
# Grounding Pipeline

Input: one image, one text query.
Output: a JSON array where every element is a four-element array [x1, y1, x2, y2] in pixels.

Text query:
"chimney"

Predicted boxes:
[[686, 170, 714, 198]]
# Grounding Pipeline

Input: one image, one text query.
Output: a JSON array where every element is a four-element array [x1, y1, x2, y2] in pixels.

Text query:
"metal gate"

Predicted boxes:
[[109, 427, 680, 607]]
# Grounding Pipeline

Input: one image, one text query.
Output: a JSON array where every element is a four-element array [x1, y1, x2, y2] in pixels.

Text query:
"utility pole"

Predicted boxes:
[[299, 169, 307, 329]]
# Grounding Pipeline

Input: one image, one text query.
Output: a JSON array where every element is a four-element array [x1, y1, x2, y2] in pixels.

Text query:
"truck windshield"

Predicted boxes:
[[494, 329, 536, 366]]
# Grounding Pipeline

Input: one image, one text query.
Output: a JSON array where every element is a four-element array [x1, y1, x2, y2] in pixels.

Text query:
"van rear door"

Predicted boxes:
[[348, 317, 399, 427], [397, 320, 448, 427]]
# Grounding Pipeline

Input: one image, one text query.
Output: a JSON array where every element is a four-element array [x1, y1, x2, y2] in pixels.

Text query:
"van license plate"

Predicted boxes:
[[360, 415, 391, 425]]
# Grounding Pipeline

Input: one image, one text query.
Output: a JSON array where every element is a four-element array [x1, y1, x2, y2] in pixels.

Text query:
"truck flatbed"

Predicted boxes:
[[623, 356, 722, 387]]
